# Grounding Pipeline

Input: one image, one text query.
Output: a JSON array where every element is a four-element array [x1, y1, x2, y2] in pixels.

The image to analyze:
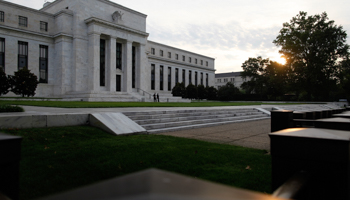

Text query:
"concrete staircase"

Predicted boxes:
[[123, 108, 270, 134]]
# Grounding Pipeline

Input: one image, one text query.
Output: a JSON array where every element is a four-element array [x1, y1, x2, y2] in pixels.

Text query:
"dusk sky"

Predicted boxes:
[[6, 0, 350, 73]]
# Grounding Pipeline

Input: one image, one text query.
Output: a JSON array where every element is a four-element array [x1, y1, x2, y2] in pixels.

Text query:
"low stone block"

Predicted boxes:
[[47, 114, 89, 127]]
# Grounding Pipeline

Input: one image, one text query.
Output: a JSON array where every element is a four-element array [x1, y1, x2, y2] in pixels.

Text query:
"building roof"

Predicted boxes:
[[215, 72, 243, 78]]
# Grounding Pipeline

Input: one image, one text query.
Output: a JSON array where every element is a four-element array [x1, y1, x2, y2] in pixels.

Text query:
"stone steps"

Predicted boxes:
[[123, 109, 270, 134]]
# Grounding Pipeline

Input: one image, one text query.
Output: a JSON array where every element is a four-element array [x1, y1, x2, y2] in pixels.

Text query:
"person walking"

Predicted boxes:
[[157, 93, 160, 102], [153, 93, 157, 102]]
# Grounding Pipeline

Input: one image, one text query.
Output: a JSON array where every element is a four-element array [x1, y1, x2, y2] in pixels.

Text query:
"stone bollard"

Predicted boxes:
[[0, 133, 22, 200], [269, 128, 350, 200], [271, 110, 294, 132]]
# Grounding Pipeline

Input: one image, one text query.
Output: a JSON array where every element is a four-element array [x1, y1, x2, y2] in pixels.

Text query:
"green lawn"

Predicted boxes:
[[2, 126, 272, 200], [0, 100, 304, 108]]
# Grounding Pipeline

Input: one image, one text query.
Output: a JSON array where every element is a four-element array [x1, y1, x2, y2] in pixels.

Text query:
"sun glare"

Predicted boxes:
[[276, 56, 287, 65]]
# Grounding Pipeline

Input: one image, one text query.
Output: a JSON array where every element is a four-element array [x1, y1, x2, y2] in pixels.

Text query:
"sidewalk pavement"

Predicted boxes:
[[156, 119, 271, 151]]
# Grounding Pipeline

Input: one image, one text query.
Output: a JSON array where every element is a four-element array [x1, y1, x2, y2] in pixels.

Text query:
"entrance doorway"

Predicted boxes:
[[116, 75, 121, 92]]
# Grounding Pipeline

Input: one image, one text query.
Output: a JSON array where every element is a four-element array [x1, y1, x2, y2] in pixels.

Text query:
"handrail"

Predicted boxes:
[[136, 88, 152, 99]]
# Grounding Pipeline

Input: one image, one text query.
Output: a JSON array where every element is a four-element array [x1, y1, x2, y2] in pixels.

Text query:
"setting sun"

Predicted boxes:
[[276, 56, 287, 65]]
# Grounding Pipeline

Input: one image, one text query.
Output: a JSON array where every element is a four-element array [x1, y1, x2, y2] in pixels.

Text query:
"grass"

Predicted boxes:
[[2, 126, 272, 200], [0, 100, 304, 108], [0, 104, 24, 112]]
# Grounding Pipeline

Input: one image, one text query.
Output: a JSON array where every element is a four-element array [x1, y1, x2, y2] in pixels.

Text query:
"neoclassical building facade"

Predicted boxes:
[[0, 0, 215, 101]]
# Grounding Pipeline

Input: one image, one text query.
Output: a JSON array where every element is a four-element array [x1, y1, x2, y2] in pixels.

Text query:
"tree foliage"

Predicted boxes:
[[11, 68, 39, 97], [186, 83, 198, 100], [197, 85, 207, 100], [171, 82, 186, 97], [217, 82, 241, 101], [0, 68, 11, 96], [273, 11, 350, 100]]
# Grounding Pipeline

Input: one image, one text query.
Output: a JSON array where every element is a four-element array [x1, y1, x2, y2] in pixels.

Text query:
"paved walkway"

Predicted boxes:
[[156, 119, 271, 151]]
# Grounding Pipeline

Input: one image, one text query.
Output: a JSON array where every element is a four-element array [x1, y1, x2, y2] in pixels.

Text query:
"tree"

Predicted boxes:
[[0, 68, 11, 96], [273, 11, 350, 101], [172, 82, 186, 97], [197, 85, 207, 100], [241, 56, 270, 97], [217, 82, 241, 101], [11, 68, 39, 97], [186, 84, 198, 100], [206, 86, 218, 100]]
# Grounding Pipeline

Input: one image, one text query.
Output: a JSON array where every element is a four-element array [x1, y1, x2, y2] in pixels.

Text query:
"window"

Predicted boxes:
[[206, 74, 208, 87], [189, 70, 192, 84], [160, 50, 163, 57], [19, 16, 27, 27], [195, 72, 198, 86], [18, 41, 28, 70], [168, 52, 171, 59], [39, 45, 48, 83], [206, 61, 208, 66], [151, 64, 155, 90], [176, 54, 179, 60], [100, 39, 106, 86], [40, 21, 48, 31], [182, 69, 186, 85], [132, 46, 136, 88], [168, 67, 171, 91], [189, 57, 192, 63], [224, 78, 228, 82], [201, 73, 203, 85], [151, 48, 155, 55], [0, 11, 4, 22], [160, 66, 164, 91], [201, 60, 203, 65], [175, 68, 179, 84], [195, 59, 198, 64], [0, 38, 4, 71], [182, 55, 185, 61], [116, 43, 122, 70], [230, 78, 235, 82]]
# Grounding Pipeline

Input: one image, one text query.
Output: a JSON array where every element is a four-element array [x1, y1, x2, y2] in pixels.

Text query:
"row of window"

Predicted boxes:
[[151, 48, 209, 67], [0, 38, 48, 83], [151, 64, 209, 91], [216, 77, 246, 83], [0, 11, 48, 31]]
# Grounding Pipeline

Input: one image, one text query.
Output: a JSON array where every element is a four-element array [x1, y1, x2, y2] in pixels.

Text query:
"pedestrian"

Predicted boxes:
[[153, 93, 156, 102], [157, 93, 160, 102]]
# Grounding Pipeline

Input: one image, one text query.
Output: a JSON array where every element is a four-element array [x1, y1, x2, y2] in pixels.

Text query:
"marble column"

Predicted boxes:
[[107, 37, 117, 92], [88, 32, 100, 92], [185, 69, 189, 87], [124, 40, 132, 93], [137, 44, 147, 91]]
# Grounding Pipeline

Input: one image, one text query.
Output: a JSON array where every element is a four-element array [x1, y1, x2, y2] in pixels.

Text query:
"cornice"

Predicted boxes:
[[148, 55, 216, 72], [84, 17, 149, 37], [0, 24, 52, 38], [54, 9, 74, 18]]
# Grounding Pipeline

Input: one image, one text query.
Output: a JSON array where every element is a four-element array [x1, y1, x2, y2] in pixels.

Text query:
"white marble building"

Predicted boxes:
[[0, 0, 215, 101], [215, 72, 248, 90]]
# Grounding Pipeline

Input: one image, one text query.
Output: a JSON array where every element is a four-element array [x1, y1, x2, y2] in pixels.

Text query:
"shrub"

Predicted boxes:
[[172, 82, 186, 97], [0, 105, 24, 113], [197, 85, 207, 100], [11, 68, 39, 97], [186, 84, 198, 100], [0, 68, 11, 96], [206, 86, 218, 100]]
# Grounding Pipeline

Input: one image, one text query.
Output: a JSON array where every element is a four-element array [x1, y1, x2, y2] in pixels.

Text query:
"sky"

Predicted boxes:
[[6, 0, 350, 73]]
